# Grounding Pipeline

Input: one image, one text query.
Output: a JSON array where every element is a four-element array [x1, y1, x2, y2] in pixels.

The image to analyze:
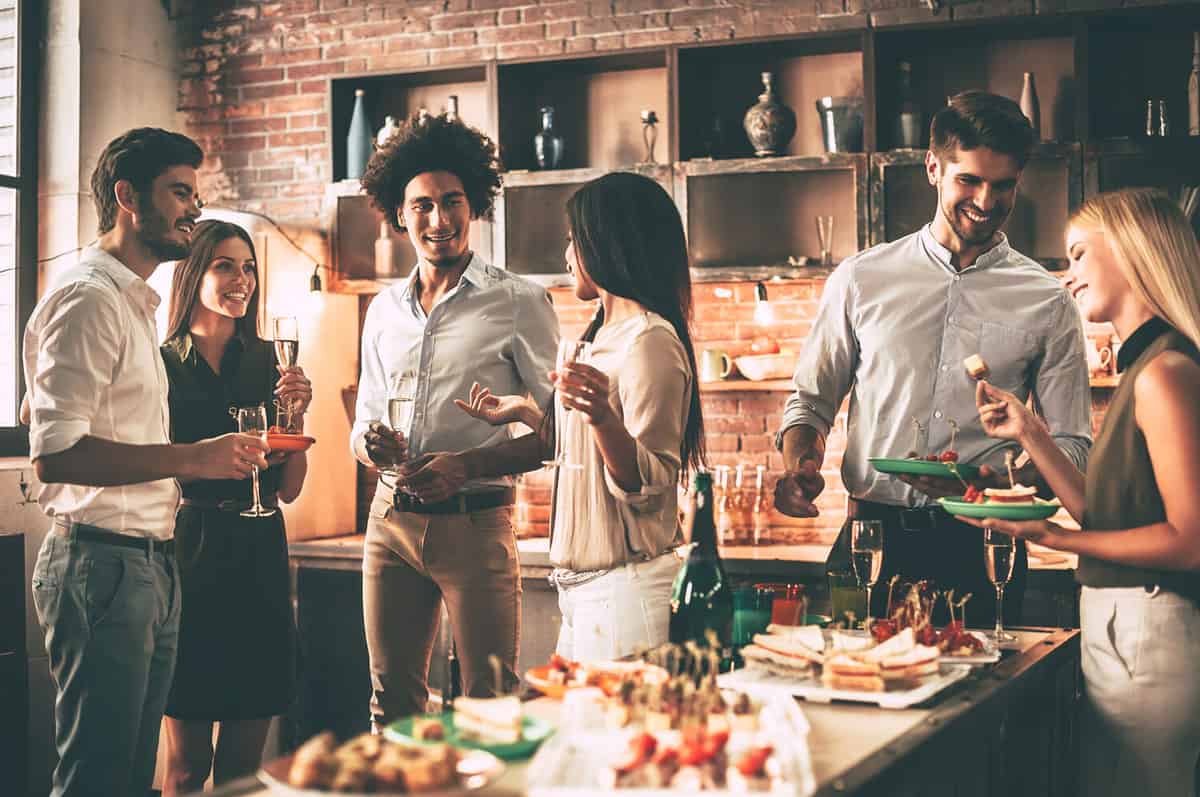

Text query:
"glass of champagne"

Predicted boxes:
[[236, 405, 276, 518], [385, 372, 416, 485], [542, 339, 592, 471], [272, 316, 300, 431], [850, 519, 884, 630], [984, 527, 1017, 643]]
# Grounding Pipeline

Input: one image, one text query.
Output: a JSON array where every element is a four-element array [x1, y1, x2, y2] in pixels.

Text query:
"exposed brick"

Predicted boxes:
[[450, 30, 478, 46], [367, 51, 433, 70], [241, 82, 299, 101], [286, 60, 346, 80], [478, 22, 544, 44], [950, 0, 1033, 19], [430, 10, 500, 30], [613, 0, 676, 12], [265, 95, 325, 114], [269, 130, 326, 147], [522, 1, 589, 22], [306, 8, 368, 26], [594, 33, 626, 50], [576, 14, 644, 35], [237, 66, 286, 84], [816, 11, 868, 29], [220, 135, 268, 152], [259, 166, 295, 182], [261, 0, 319, 16], [565, 36, 597, 51], [278, 181, 328, 197], [471, 0, 528, 8], [250, 146, 309, 165], [260, 47, 322, 66], [344, 20, 428, 40], [429, 45, 499, 64], [323, 40, 384, 59], [623, 27, 694, 46], [499, 8, 521, 24], [667, 7, 738, 27], [288, 112, 321, 128], [498, 39, 568, 58], [384, 32, 451, 51], [296, 79, 325, 93], [230, 117, 288, 134], [546, 20, 575, 37], [870, 3, 941, 27]]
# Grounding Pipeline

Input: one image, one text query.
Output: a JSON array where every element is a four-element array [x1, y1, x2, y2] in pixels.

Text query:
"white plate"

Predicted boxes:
[[526, 690, 815, 797], [825, 628, 1001, 665], [258, 747, 504, 796], [718, 663, 973, 710]]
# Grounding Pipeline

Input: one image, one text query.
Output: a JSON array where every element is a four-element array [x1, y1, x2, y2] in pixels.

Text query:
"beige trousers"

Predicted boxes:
[[362, 483, 521, 723]]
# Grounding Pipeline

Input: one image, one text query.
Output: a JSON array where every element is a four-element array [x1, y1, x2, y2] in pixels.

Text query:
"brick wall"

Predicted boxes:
[[177, 0, 1128, 543]]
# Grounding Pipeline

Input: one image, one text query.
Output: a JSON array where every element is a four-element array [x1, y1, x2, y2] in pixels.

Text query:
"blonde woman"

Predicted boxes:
[[955, 188, 1200, 797]]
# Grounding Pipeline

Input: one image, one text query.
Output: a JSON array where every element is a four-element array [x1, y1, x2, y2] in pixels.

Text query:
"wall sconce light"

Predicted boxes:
[[310, 264, 323, 292], [753, 281, 774, 326]]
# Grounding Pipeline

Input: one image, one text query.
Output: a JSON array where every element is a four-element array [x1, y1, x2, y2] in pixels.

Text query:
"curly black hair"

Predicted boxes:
[[360, 113, 502, 233]]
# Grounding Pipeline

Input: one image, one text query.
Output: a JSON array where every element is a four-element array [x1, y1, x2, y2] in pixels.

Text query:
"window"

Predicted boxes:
[[0, 0, 35, 453]]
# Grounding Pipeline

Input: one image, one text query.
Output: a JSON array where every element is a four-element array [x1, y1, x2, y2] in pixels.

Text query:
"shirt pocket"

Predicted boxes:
[[979, 321, 1039, 394]]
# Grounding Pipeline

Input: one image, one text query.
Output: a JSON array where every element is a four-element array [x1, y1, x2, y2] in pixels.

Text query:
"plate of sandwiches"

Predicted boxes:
[[721, 626, 973, 709], [259, 730, 503, 796], [386, 696, 555, 760], [939, 485, 1062, 521]]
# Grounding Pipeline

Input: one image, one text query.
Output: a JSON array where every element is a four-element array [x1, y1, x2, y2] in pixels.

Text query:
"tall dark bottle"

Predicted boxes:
[[669, 471, 734, 660]]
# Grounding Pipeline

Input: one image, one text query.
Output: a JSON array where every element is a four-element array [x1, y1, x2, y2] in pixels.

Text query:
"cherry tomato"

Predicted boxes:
[[940, 450, 959, 462]]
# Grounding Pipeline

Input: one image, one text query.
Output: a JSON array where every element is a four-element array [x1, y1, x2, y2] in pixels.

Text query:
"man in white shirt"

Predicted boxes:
[[352, 114, 557, 724], [26, 128, 269, 797], [774, 92, 1092, 628]]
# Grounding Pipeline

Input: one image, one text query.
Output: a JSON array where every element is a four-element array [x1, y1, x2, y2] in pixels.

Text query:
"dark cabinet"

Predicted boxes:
[[0, 532, 27, 796]]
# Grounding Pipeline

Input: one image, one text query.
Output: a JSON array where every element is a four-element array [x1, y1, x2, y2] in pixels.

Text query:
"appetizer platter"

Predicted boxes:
[[266, 428, 317, 453], [526, 668, 815, 795], [385, 696, 555, 760], [525, 655, 671, 699], [258, 730, 503, 796], [939, 492, 1061, 521]]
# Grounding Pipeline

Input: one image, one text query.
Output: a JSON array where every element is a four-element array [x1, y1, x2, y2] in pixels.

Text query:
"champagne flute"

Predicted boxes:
[[236, 405, 276, 518], [850, 519, 884, 630], [542, 339, 592, 470], [384, 372, 416, 486], [984, 527, 1017, 643], [272, 316, 300, 431]]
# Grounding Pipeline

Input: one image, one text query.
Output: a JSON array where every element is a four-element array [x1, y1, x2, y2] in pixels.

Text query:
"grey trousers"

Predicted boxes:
[[32, 525, 181, 797]]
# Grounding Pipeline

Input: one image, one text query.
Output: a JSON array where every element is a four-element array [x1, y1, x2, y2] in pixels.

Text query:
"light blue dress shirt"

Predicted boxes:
[[351, 255, 559, 492], [778, 225, 1092, 508]]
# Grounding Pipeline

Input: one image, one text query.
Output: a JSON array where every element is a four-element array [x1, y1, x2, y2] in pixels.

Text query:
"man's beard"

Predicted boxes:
[[943, 197, 1009, 247], [136, 196, 190, 261]]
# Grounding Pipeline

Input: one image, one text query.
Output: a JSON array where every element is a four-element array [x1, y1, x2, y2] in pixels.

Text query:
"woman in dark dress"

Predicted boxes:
[[160, 220, 312, 793]]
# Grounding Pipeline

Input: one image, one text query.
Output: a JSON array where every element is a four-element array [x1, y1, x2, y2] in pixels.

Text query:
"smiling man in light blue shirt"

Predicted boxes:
[[352, 113, 558, 723], [775, 91, 1092, 628]]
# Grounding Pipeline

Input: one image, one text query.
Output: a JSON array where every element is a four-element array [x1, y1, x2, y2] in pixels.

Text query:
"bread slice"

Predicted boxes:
[[454, 695, 522, 745], [751, 631, 825, 664], [857, 627, 915, 665], [983, 484, 1037, 503], [740, 644, 815, 677], [878, 645, 940, 681], [764, 624, 827, 654], [829, 630, 875, 653]]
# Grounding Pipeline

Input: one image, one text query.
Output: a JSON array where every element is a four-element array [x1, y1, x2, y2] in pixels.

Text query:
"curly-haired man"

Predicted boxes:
[[351, 113, 559, 723]]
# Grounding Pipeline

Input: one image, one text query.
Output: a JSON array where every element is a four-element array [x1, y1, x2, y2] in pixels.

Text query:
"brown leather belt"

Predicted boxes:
[[179, 496, 279, 512], [393, 488, 514, 516], [54, 519, 174, 555]]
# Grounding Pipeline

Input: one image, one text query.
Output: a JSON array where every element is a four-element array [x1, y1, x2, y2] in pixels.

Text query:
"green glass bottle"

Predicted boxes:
[[669, 471, 734, 665]]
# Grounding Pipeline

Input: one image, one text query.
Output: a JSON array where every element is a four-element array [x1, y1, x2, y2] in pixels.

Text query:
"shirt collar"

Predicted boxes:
[[919, 224, 1011, 273], [165, 330, 247, 366], [398, 253, 489, 304], [82, 245, 163, 311], [1116, 316, 1173, 373]]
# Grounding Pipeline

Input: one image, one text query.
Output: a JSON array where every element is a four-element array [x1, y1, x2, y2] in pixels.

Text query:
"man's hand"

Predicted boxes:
[[184, 433, 269, 481], [774, 459, 825, 518], [397, 452, 469, 504], [897, 464, 1006, 499], [364, 420, 407, 469]]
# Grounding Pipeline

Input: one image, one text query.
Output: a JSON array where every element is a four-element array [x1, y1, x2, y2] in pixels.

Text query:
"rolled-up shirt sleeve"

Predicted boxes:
[[510, 283, 559, 410], [602, 325, 687, 510], [350, 297, 386, 466], [777, 260, 859, 448], [1036, 292, 1093, 471], [27, 283, 124, 460]]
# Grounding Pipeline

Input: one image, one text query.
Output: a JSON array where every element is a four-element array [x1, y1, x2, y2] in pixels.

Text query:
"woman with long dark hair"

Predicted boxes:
[[159, 220, 312, 793], [459, 171, 704, 661]]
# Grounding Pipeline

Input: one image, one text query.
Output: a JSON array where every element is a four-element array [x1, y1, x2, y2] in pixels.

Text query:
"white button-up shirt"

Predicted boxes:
[[24, 246, 180, 539], [779, 225, 1092, 507], [351, 255, 559, 492]]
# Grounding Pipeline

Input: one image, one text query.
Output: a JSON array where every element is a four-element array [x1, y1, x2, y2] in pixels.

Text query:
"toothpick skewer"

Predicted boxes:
[[1004, 450, 1016, 489]]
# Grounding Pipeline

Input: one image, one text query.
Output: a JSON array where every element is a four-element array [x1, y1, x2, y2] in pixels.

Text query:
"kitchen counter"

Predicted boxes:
[[210, 626, 1082, 797]]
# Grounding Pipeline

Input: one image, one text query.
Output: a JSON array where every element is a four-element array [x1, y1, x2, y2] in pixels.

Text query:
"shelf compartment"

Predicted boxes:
[[496, 50, 670, 173], [328, 65, 491, 183], [869, 143, 1081, 268], [493, 163, 673, 284], [675, 154, 868, 270], [677, 33, 866, 161], [873, 20, 1077, 150]]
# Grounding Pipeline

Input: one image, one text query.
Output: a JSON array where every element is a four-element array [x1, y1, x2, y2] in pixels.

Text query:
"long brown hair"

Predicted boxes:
[[165, 219, 262, 343]]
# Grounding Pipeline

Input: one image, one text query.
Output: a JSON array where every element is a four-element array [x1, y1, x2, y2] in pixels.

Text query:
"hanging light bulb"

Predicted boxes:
[[753, 281, 774, 326], [309, 264, 322, 292]]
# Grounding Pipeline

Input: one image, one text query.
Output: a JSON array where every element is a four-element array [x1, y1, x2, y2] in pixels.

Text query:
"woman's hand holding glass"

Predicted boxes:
[[555, 360, 611, 426]]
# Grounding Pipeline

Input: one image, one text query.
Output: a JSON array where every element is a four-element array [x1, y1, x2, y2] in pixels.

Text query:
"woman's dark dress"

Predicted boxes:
[[162, 334, 295, 720]]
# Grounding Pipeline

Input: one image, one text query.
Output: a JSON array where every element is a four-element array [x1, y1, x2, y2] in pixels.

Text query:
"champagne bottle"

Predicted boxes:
[[895, 61, 922, 148], [347, 88, 373, 180], [374, 220, 394, 278], [1019, 72, 1041, 140], [670, 471, 734, 665]]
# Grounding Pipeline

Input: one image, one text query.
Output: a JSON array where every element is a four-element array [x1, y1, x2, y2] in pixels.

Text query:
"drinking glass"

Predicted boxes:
[[272, 316, 300, 431], [236, 405, 276, 518], [816, 215, 835, 266], [543, 339, 592, 470], [384, 372, 417, 482], [984, 527, 1017, 643], [850, 519, 884, 629]]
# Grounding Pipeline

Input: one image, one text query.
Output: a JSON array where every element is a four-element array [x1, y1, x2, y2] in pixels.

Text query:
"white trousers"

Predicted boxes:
[[1079, 585, 1200, 797], [554, 551, 680, 663]]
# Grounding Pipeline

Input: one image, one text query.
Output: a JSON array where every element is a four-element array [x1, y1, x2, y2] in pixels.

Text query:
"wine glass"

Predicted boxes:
[[542, 339, 592, 470], [850, 520, 884, 630], [236, 405, 276, 518], [384, 372, 417, 486], [984, 527, 1017, 643], [272, 317, 299, 431]]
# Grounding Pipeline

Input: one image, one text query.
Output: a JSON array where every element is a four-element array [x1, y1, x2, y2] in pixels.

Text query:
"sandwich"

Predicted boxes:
[[963, 354, 990, 380], [829, 629, 875, 653], [763, 624, 827, 653], [877, 645, 940, 683], [454, 695, 523, 745], [821, 654, 885, 692], [982, 484, 1038, 504], [750, 631, 826, 665]]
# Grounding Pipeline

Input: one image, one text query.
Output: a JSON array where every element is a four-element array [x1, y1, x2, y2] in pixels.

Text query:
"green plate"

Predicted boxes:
[[869, 457, 980, 480], [384, 713, 555, 761], [938, 496, 1062, 520]]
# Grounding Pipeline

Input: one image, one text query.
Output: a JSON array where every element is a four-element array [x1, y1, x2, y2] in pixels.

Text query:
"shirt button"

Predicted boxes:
[[954, 275, 961, 282], [948, 315, 955, 324], [426, 330, 432, 337], [934, 410, 943, 419], [940, 364, 948, 371]]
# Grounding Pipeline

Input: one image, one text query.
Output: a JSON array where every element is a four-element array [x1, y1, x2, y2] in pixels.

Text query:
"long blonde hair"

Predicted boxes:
[[1069, 188, 1200, 350]]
